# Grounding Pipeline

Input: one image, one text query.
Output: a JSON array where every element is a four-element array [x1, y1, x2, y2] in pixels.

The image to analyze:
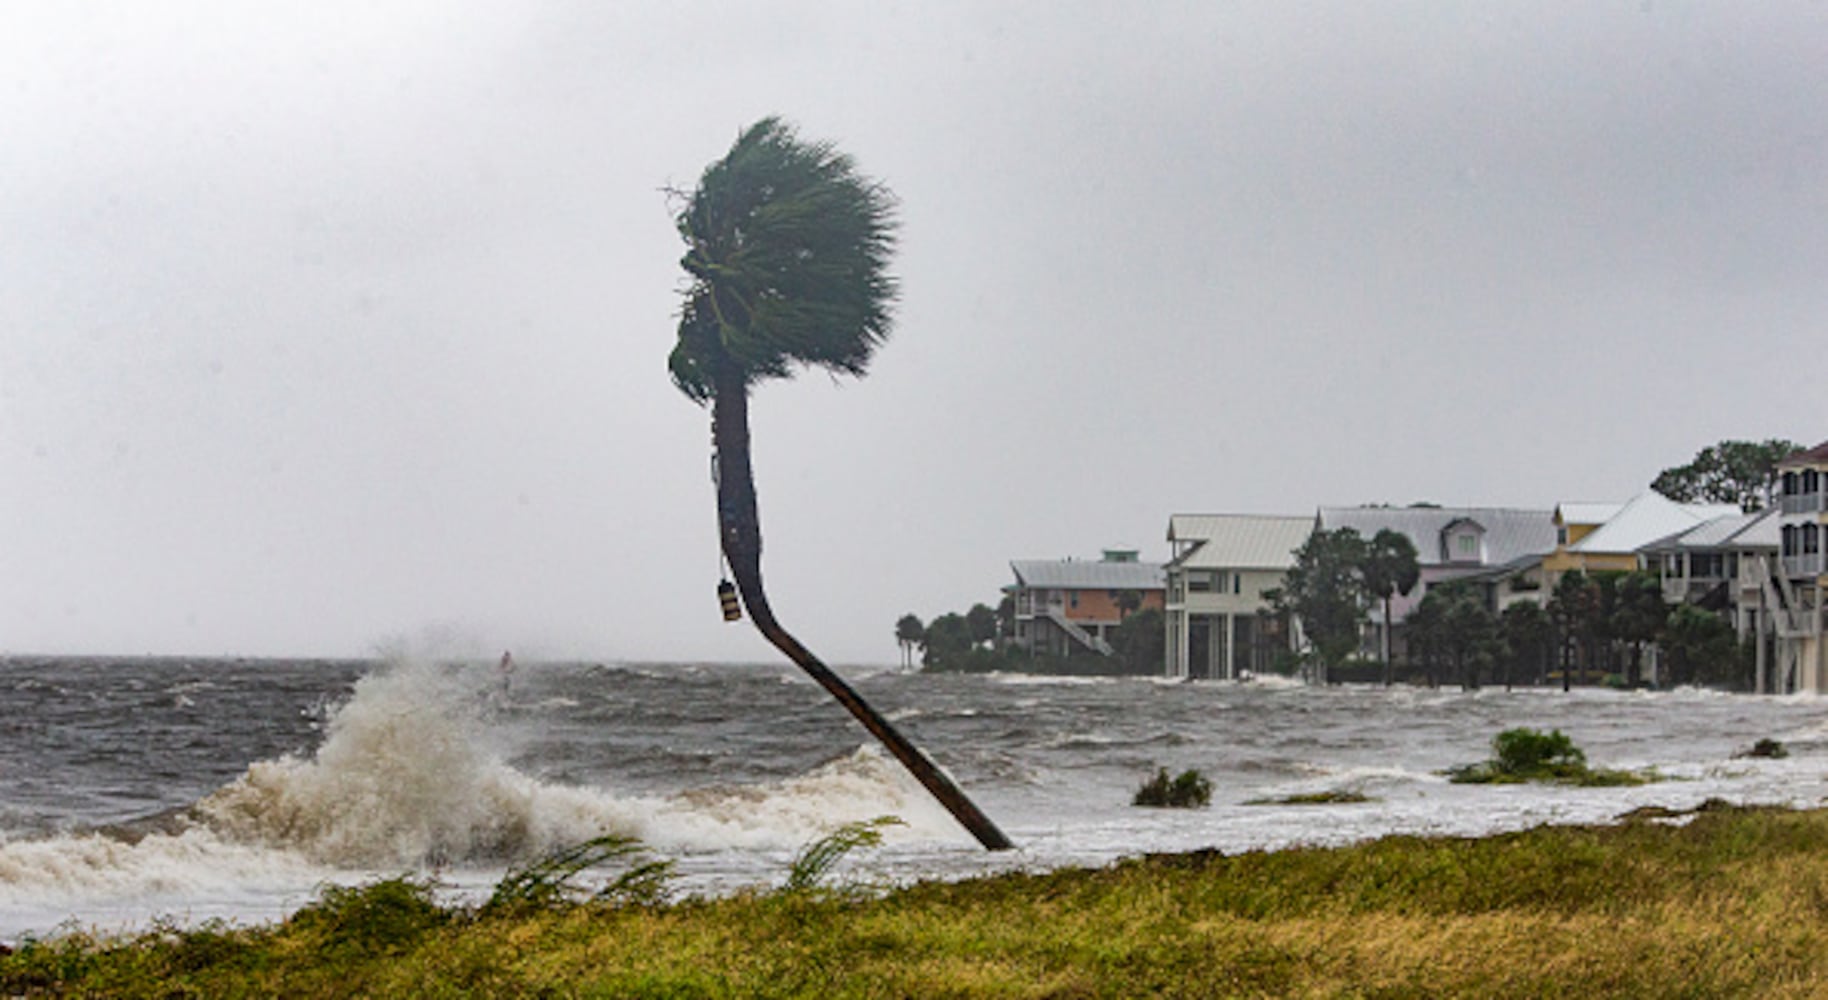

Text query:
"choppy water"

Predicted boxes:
[[4, 654, 1827, 942]]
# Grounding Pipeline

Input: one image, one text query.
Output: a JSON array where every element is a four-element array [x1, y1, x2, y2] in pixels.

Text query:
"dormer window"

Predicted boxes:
[[1440, 518, 1487, 564]]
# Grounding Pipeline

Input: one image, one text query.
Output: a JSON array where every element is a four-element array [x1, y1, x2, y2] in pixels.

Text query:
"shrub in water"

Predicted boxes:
[[1738, 738, 1789, 760], [1133, 768, 1212, 808], [1448, 727, 1651, 786], [1492, 727, 1585, 777], [1245, 790, 1373, 806]]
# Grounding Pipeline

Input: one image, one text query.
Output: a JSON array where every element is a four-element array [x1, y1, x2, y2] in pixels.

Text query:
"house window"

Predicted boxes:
[[1188, 572, 1213, 593], [1456, 534, 1478, 558], [1557, 526, 1569, 546], [1806, 524, 1821, 556], [1233, 573, 1242, 594], [1784, 472, 1799, 497]]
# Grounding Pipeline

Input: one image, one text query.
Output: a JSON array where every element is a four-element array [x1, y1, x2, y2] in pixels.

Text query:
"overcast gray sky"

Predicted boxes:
[[3, 3, 1823, 664]]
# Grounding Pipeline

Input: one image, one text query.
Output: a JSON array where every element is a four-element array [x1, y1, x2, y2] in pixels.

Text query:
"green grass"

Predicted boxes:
[[1244, 789, 1375, 805], [15, 805, 1828, 997]]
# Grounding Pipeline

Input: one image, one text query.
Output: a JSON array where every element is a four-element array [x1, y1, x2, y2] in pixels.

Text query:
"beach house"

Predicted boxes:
[[1009, 550, 1164, 658], [1771, 441, 1828, 692], [1312, 506, 1558, 658], [1543, 493, 1741, 582], [1162, 514, 1313, 679]]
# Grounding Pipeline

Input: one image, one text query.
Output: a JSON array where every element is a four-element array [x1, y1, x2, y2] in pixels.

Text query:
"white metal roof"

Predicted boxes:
[[1569, 493, 1742, 554], [1165, 514, 1314, 570], [1009, 559, 1165, 590], [1642, 508, 1780, 552], [1557, 502, 1625, 526], [1314, 506, 1557, 567]]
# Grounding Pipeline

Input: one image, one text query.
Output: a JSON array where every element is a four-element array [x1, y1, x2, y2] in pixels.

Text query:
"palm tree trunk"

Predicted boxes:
[[711, 373, 1012, 851], [1381, 598, 1393, 686]]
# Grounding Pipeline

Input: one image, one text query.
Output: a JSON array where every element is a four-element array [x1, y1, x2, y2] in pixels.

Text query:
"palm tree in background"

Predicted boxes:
[[668, 118, 1010, 851], [895, 614, 925, 670], [1362, 529, 1421, 685]]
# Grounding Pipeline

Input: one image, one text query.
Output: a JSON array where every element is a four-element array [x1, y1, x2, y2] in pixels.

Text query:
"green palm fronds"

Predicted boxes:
[[669, 116, 898, 403]]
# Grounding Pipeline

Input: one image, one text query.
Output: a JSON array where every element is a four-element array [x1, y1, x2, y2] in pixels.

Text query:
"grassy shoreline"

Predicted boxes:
[[9, 801, 1828, 997]]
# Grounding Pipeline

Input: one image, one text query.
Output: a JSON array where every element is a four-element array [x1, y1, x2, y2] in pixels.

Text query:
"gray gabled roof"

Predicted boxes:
[[1570, 492, 1741, 555], [1640, 508, 1779, 553], [1010, 559, 1165, 590], [1314, 506, 1557, 567], [1165, 514, 1314, 570]]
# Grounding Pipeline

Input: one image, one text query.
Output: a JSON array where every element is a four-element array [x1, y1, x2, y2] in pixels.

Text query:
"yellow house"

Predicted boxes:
[[1543, 502, 1625, 576], [1544, 494, 1740, 581]]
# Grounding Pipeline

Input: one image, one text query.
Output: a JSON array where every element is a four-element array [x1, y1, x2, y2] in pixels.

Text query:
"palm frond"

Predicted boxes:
[[669, 117, 899, 402]]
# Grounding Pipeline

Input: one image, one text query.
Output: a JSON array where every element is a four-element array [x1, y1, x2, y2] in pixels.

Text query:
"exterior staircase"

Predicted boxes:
[[1044, 607, 1114, 656]]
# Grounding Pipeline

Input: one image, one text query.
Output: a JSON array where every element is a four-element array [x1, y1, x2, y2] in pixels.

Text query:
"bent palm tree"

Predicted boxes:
[[669, 118, 1011, 851]]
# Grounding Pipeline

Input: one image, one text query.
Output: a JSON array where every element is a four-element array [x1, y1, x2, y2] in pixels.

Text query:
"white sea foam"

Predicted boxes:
[[1239, 673, 1308, 691], [647, 747, 956, 851], [0, 660, 957, 940], [189, 658, 941, 866], [195, 658, 593, 865], [0, 829, 317, 899]]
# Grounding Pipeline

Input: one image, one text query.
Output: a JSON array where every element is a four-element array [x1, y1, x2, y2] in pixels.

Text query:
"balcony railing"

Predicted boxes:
[[1782, 553, 1827, 578], [1780, 492, 1826, 515]]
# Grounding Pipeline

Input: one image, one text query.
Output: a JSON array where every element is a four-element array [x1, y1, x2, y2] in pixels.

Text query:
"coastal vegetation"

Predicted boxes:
[[1446, 727, 1654, 787], [1268, 527, 1386, 679], [1131, 767, 1213, 808], [899, 601, 1165, 676], [1390, 570, 1749, 692], [1245, 789, 1375, 806], [1651, 438, 1804, 511], [668, 117, 1009, 850], [15, 804, 1828, 996], [1738, 737, 1790, 760]]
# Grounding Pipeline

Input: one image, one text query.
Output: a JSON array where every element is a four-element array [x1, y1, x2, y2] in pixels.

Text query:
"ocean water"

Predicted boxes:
[[3, 654, 1827, 942]]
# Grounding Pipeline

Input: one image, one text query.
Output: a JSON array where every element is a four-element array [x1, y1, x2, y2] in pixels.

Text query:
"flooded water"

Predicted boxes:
[[4, 654, 1825, 941]]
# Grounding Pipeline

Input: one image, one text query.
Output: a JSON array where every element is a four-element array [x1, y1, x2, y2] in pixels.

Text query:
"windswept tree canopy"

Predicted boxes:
[[669, 117, 899, 403], [1650, 439, 1802, 512], [1275, 527, 1369, 669], [1362, 529, 1421, 604]]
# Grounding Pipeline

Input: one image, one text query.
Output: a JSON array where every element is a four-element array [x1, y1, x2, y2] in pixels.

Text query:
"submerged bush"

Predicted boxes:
[[1133, 768, 1213, 808], [1449, 727, 1651, 786], [1245, 789, 1373, 806], [1494, 727, 1586, 776], [1737, 738, 1789, 760]]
